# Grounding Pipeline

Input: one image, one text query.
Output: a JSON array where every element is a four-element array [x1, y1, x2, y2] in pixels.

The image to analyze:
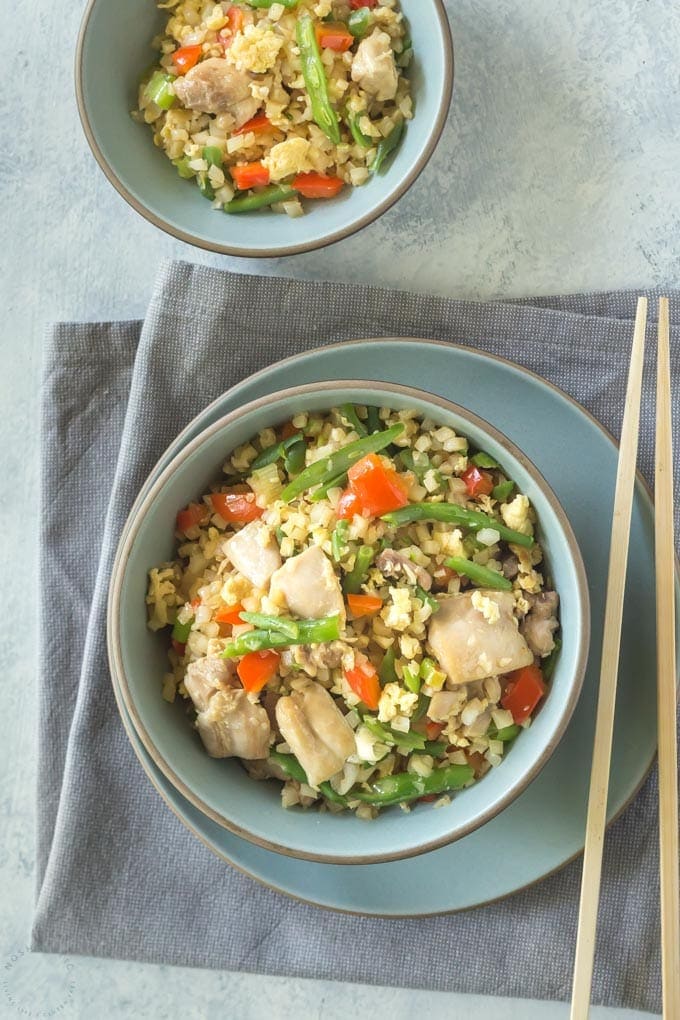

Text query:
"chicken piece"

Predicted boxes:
[[223, 520, 281, 589], [269, 546, 345, 624], [428, 591, 533, 685], [195, 688, 271, 759], [172, 57, 260, 126], [521, 591, 559, 657], [375, 548, 433, 591], [184, 656, 238, 713], [275, 683, 356, 788], [351, 29, 399, 102]]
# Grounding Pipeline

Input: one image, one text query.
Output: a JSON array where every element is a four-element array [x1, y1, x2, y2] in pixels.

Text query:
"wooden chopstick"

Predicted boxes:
[[654, 296, 680, 1019], [570, 296, 648, 1020]]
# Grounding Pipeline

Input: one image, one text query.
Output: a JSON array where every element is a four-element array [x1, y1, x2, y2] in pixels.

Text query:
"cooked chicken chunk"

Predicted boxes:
[[428, 591, 533, 685], [521, 591, 559, 657], [196, 688, 271, 759], [269, 546, 345, 624], [275, 682, 356, 788], [184, 656, 238, 713], [351, 30, 399, 102], [223, 520, 281, 589], [173, 57, 260, 126], [376, 548, 433, 590]]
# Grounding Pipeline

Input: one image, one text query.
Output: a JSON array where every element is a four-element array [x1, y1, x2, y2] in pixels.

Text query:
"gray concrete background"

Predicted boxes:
[[2, 0, 676, 1015]]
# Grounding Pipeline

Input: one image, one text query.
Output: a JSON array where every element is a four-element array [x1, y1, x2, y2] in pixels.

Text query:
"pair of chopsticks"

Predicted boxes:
[[570, 298, 679, 1019]]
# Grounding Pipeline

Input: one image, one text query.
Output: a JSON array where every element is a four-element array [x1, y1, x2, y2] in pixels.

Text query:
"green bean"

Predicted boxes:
[[351, 763, 474, 806], [412, 693, 429, 722], [366, 406, 381, 434], [397, 448, 439, 483], [371, 119, 404, 174], [222, 614, 341, 656], [379, 645, 398, 685], [224, 184, 295, 214], [251, 434, 300, 471], [542, 636, 562, 681], [284, 438, 306, 476], [470, 451, 499, 468], [342, 545, 375, 595], [172, 156, 194, 179], [281, 423, 404, 502], [361, 717, 426, 751], [144, 70, 176, 110], [339, 403, 368, 436], [415, 740, 449, 757], [415, 585, 440, 614], [419, 657, 439, 682], [492, 479, 515, 502], [309, 471, 348, 502], [203, 146, 222, 167], [198, 167, 215, 200], [171, 615, 193, 643], [346, 110, 372, 148], [402, 664, 421, 694], [444, 556, 512, 591], [269, 751, 343, 802], [238, 612, 300, 640], [382, 502, 534, 548], [348, 7, 371, 37], [331, 520, 349, 563], [296, 14, 341, 144], [495, 724, 521, 742]]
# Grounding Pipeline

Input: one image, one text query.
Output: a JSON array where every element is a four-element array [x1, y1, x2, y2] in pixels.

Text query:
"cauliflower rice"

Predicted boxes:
[[136, 0, 413, 216], [147, 405, 561, 818]]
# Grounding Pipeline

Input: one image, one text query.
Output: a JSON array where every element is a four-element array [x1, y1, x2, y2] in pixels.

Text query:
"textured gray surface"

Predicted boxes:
[[2, 0, 677, 1015]]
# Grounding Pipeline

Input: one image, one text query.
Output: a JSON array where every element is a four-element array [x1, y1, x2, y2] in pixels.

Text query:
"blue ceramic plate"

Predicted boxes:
[[76, 0, 453, 257], [110, 338, 677, 913]]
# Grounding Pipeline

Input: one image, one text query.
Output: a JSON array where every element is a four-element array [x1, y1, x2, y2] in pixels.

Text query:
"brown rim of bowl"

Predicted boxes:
[[74, 2, 454, 259], [107, 379, 590, 865]]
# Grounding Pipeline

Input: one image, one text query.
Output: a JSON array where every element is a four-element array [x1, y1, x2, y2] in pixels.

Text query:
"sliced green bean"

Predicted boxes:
[[366, 406, 381, 434], [222, 614, 340, 656], [492, 479, 515, 502], [296, 14, 340, 144], [250, 434, 299, 471], [415, 585, 440, 614], [542, 636, 562, 681], [331, 520, 349, 562], [444, 556, 512, 591], [412, 693, 429, 722], [379, 645, 398, 685], [269, 750, 343, 802], [284, 439, 306, 476], [402, 664, 421, 694], [471, 451, 499, 468], [281, 423, 404, 502], [171, 615, 193, 643], [371, 119, 404, 174], [224, 184, 295, 214], [347, 109, 372, 148], [173, 156, 194, 179], [309, 471, 348, 502], [348, 7, 371, 37], [361, 716, 426, 751], [351, 763, 474, 806], [238, 612, 300, 640], [144, 70, 176, 110], [339, 403, 368, 436], [382, 502, 534, 548], [342, 545, 375, 595]]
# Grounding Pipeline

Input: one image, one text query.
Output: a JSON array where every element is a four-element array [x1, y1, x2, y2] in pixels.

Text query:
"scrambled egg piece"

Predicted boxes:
[[378, 683, 418, 724], [471, 590, 501, 624], [227, 24, 283, 73], [501, 494, 533, 536], [380, 586, 412, 632], [264, 138, 314, 181]]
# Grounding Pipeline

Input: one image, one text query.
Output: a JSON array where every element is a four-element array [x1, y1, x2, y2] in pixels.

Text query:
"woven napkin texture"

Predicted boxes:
[[33, 261, 680, 1013]]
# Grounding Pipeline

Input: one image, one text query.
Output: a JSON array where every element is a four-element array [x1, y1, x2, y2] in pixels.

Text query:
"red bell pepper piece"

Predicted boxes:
[[176, 502, 208, 533], [230, 161, 270, 190], [345, 662, 381, 710], [315, 22, 355, 51], [462, 465, 494, 498], [231, 112, 273, 137], [237, 650, 280, 693], [346, 453, 409, 517], [347, 593, 383, 617], [210, 491, 263, 523], [172, 44, 202, 74], [292, 172, 345, 199], [214, 604, 245, 625], [501, 664, 547, 724]]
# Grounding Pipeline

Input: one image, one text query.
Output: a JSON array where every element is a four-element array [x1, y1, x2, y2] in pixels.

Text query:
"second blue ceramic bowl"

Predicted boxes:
[[76, 1, 453, 257], [107, 381, 589, 865]]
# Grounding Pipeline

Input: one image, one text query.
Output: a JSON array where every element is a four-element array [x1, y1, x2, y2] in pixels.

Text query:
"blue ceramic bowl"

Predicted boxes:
[[76, 1, 453, 257], [108, 381, 589, 864]]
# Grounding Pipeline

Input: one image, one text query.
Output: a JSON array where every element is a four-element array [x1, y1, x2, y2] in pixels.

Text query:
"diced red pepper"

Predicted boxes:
[[349, 0, 377, 7], [315, 22, 354, 51], [230, 161, 270, 190], [336, 488, 362, 520], [237, 650, 280, 694], [214, 604, 245, 625], [231, 112, 273, 137], [171, 638, 186, 656], [345, 662, 381, 710], [210, 491, 263, 523], [172, 44, 202, 74], [292, 172, 344, 199], [219, 4, 245, 46], [346, 453, 410, 517], [176, 502, 208, 533], [462, 465, 494, 498], [425, 720, 445, 741], [347, 593, 383, 617], [501, 664, 547, 725]]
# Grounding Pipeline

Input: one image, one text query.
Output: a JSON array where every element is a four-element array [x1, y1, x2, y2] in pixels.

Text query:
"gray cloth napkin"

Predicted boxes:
[[33, 260, 680, 1014]]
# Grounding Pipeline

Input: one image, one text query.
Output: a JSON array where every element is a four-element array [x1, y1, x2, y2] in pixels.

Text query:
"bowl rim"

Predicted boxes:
[[107, 379, 591, 865], [75, 0, 454, 258]]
